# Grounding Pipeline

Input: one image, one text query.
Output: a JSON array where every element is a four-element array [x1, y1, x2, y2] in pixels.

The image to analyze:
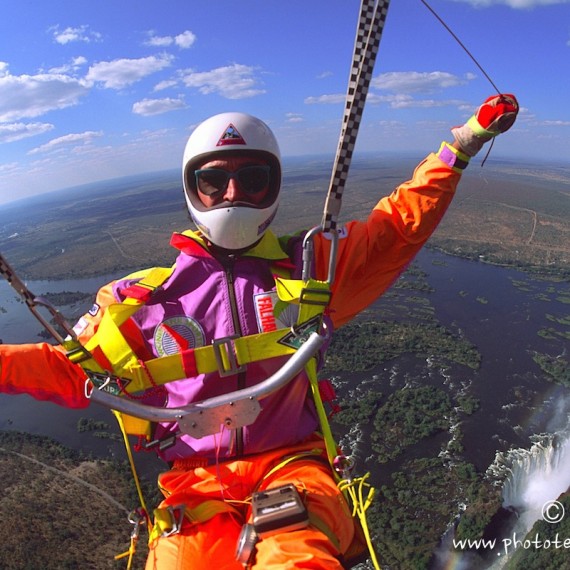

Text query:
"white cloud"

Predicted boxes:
[[0, 161, 19, 174], [132, 97, 186, 116], [28, 131, 103, 155], [174, 31, 197, 49], [371, 71, 472, 93], [154, 79, 179, 92], [386, 95, 465, 109], [181, 64, 265, 99], [0, 122, 54, 143], [145, 30, 197, 49], [0, 72, 89, 121], [86, 54, 174, 89], [52, 25, 102, 45], [452, 0, 570, 6], [304, 89, 465, 110], [146, 34, 172, 48], [285, 113, 304, 123], [48, 56, 88, 75], [304, 93, 393, 105], [0, 62, 9, 77], [304, 94, 346, 104], [366, 93, 398, 105], [542, 120, 570, 126]]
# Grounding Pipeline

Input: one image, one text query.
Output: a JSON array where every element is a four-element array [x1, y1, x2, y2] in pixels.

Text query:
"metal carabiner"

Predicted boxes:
[[128, 509, 146, 539], [301, 225, 339, 285]]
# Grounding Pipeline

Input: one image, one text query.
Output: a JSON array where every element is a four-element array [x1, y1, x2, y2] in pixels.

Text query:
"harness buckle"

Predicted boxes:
[[212, 335, 246, 377], [65, 343, 93, 364], [162, 505, 186, 537], [136, 434, 177, 453], [299, 287, 332, 307]]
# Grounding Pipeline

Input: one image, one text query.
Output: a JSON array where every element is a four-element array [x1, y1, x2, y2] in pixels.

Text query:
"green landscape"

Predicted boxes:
[[0, 430, 151, 570], [0, 155, 569, 569], [1, 156, 569, 281]]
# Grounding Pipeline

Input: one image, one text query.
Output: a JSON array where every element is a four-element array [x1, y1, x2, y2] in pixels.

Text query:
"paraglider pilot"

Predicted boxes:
[[0, 94, 518, 569]]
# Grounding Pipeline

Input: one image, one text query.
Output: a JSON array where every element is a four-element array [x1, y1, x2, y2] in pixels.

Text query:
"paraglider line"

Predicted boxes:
[[419, 0, 502, 95]]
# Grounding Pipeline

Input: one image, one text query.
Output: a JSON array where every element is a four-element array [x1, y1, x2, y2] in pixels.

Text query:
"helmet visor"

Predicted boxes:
[[195, 165, 271, 198]]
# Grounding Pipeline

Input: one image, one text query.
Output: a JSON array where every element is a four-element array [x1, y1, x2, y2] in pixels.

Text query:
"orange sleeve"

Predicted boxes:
[[0, 342, 89, 408], [0, 281, 118, 409], [314, 152, 460, 329]]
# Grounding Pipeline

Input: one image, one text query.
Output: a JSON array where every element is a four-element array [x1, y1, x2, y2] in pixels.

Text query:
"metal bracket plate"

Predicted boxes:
[[177, 398, 261, 438]]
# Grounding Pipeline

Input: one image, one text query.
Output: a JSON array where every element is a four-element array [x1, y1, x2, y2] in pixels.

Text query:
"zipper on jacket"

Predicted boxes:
[[222, 256, 246, 457]]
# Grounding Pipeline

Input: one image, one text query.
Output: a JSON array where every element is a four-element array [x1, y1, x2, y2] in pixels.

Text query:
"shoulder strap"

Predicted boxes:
[[79, 269, 331, 396], [68, 266, 175, 376]]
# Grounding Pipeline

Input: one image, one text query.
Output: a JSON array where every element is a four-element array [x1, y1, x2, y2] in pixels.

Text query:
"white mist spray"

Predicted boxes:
[[501, 432, 570, 531]]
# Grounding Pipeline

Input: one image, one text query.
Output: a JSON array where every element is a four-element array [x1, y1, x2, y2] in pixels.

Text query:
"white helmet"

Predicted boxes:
[[182, 112, 281, 250]]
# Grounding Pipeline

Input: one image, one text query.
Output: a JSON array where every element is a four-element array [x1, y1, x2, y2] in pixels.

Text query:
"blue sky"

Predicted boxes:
[[0, 0, 569, 204]]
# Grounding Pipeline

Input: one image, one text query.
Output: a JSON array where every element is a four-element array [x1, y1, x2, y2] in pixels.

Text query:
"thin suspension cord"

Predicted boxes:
[[420, 0, 502, 167], [419, 0, 502, 95]]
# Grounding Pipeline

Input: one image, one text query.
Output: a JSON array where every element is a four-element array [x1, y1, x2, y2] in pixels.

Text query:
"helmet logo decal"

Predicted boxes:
[[154, 316, 205, 356], [216, 123, 246, 146]]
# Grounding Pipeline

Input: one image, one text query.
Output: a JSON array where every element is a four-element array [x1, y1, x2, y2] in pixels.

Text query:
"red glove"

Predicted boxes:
[[452, 94, 519, 156]]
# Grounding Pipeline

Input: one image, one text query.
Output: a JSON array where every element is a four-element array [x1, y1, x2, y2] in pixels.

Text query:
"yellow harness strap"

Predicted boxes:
[[305, 358, 340, 476], [306, 359, 380, 568], [275, 276, 331, 324], [79, 272, 330, 395], [70, 266, 175, 376], [148, 501, 240, 544]]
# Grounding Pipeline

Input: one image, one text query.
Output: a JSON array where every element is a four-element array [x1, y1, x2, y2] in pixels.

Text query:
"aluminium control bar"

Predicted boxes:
[[89, 331, 326, 439]]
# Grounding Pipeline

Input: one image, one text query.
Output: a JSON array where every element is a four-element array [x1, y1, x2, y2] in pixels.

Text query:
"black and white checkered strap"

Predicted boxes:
[[321, 0, 391, 233]]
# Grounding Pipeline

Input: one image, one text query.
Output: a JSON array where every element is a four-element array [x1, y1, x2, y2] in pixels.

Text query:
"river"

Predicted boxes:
[[413, 250, 570, 470], [327, 248, 570, 481], [0, 271, 129, 459], [1, 248, 569, 551]]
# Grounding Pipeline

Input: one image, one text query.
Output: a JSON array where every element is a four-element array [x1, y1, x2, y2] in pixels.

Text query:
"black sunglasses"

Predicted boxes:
[[194, 165, 271, 197]]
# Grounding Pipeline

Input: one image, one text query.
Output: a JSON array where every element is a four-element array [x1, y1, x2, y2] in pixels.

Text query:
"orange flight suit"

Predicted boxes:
[[0, 151, 460, 568]]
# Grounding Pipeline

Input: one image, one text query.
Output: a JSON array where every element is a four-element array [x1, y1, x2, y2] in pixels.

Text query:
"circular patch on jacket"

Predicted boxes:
[[154, 316, 205, 356]]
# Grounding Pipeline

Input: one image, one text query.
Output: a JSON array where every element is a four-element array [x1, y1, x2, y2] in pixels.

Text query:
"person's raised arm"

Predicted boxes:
[[315, 93, 519, 328]]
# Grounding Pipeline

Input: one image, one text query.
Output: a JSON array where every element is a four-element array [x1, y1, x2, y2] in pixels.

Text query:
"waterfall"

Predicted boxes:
[[500, 432, 570, 529]]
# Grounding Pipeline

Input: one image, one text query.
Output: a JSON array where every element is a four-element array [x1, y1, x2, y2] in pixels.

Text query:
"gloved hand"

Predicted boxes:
[[452, 94, 519, 157]]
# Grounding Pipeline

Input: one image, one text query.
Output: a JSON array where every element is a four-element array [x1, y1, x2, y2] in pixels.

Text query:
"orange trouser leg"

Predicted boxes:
[[145, 439, 355, 570], [252, 457, 354, 569], [144, 512, 242, 570]]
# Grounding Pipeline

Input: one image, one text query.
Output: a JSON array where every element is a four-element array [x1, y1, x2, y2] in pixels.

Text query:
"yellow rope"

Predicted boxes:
[[113, 410, 151, 519], [112, 410, 153, 566], [114, 534, 138, 570], [338, 473, 381, 570]]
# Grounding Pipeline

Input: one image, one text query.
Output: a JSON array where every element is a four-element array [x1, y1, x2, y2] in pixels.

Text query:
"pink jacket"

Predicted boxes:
[[104, 231, 320, 462]]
